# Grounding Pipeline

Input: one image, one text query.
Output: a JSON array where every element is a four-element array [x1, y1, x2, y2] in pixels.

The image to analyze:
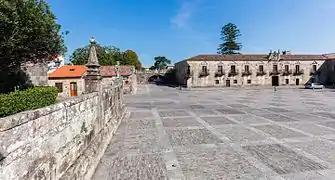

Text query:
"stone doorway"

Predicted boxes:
[[296, 78, 300, 85], [226, 80, 230, 87]]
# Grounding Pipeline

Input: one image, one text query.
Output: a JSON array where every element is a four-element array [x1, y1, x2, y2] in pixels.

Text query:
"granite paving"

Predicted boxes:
[[93, 85, 335, 180]]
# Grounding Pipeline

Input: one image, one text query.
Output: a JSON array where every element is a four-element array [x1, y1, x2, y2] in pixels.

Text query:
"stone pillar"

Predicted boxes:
[[85, 37, 101, 93]]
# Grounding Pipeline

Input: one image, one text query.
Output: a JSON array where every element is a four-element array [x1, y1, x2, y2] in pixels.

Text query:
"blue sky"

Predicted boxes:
[[48, 0, 335, 67]]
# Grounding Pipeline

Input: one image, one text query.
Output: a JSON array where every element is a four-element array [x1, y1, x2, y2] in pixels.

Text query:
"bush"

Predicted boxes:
[[0, 86, 58, 118]]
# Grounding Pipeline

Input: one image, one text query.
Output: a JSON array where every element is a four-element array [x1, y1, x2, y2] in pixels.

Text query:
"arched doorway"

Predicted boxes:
[[148, 75, 164, 84]]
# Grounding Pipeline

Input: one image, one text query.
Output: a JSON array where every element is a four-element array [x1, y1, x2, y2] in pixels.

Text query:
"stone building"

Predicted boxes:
[[175, 51, 335, 88], [48, 65, 136, 97]]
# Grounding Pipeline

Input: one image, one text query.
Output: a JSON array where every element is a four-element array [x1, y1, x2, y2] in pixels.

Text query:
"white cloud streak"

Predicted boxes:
[[170, 1, 199, 29]]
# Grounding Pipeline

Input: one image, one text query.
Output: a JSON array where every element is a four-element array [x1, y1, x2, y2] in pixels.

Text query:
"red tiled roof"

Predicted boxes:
[[48, 65, 88, 78], [185, 54, 328, 61], [48, 65, 133, 79], [100, 66, 133, 77]]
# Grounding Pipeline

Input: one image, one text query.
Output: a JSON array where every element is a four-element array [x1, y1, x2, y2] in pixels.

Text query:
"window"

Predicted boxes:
[[245, 65, 249, 72], [259, 65, 264, 72], [285, 79, 289, 84], [312, 65, 317, 72], [218, 65, 223, 73], [187, 65, 191, 74], [295, 65, 300, 72], [202, 66, 207, 72], [234, 80, 237, 84], [273, 65, 278, 72], [231, 65, 236, 73], [247, 79, 251, 84], [215, 80, 220, 84], [55, 83, 63, 92], [284, 65, 289, 72]]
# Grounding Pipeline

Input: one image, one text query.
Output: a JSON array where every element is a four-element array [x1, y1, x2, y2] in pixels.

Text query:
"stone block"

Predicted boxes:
[[258, 113, 298, 122], [200, 116, 237, 126], [158, 110, 190, 117], [161, 117, 202, 128], [216, 108, 244, 115], [93, 154, 168, 180], [253, 124, 306, 139], [243, 144, 326, 174], [216, 126, 267, 143], [166, 128, 222, 146], [174, 145, 262, 179]]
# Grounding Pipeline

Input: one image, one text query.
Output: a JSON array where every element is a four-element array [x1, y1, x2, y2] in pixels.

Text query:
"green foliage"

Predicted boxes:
[[0, 0, 67, 71], [69, 45, 142, 69], [0, 86, 58, 117], [153, 56, 171, 70], [122, 50, 142, 70], [69, 44, 119, 66], [217, 23, 242, 54]]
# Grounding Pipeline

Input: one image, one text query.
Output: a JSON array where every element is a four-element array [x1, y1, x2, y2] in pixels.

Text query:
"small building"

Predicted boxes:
[[48, 65, 135, 97], [175, 51, 335, 88]]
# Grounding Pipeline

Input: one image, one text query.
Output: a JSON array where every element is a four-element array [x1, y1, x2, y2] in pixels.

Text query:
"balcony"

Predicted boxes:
[[293, 69, 304, 76], [198, 71, 209, 77], [214, 71, 225, 77], [269, 70, 281, 76], [228, 70, 239, 77], [256, 71, 266, 76], [282, 70, 292, 76], [241, 70, 252, 76]]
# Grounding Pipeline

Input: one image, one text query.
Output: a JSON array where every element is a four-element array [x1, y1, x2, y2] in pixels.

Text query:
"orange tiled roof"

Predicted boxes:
[[48, 65, 88, 79], [48, 65, 133, 79]]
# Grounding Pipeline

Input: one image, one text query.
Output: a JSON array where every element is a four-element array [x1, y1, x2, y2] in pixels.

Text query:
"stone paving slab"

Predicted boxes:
[[161, 117, 203, 128], [243, 144, 327, 174], [167, 128, 223, 146], [93, 85, 335, 180], [253, 124, 307, 139]]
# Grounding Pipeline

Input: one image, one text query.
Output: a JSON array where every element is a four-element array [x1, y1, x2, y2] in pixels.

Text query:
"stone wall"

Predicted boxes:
[[22, 62, 48, 86], [0, 81, 125, 180]]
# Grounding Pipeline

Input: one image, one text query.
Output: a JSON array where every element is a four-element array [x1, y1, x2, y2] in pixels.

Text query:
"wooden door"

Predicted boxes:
[[70, 82, 77, 96]]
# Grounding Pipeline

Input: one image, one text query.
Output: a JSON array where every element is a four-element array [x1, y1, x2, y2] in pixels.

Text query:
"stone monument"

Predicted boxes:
[[85, 37, 101, 93]]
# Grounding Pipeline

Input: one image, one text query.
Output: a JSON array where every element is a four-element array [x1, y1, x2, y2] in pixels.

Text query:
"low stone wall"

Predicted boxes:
[[0, 82, 125, 180]]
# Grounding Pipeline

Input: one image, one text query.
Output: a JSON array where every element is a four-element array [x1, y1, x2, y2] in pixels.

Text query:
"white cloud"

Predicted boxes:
[[170, 1, 199, 29]]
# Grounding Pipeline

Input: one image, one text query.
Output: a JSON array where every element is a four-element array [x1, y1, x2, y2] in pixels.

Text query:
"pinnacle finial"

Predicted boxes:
[[87, 37, 99, 66], [90, 36, 96, 44]]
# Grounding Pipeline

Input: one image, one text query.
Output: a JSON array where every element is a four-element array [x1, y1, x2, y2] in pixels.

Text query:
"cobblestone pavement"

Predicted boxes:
[[93, 85, 335, 180]]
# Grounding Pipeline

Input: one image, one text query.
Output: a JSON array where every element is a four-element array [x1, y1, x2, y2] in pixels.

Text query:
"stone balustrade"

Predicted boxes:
[[0, 80, 125, 180]]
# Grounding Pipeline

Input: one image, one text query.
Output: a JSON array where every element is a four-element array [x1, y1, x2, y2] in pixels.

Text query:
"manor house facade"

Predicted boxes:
[[175, 51, 335, 88]]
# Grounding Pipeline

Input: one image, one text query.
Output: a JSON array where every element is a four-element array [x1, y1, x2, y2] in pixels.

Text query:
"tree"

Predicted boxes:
[[69, 45, 120, 66], [122, 50, 142, 70], [217, 23, 242, 54], [0, 0, 66, 93], [0, 0, 67, 71], [153, 56, 171, 70]]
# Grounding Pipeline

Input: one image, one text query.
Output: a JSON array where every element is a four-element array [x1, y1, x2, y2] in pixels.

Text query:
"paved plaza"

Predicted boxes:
[[93, 85, 335, 180]]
